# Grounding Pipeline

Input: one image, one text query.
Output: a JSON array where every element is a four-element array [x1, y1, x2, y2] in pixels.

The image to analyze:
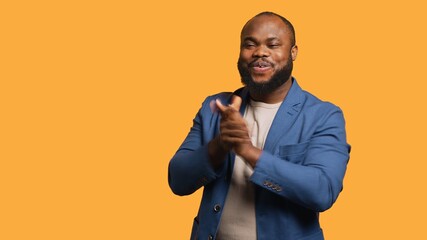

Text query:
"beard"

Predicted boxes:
[[238, 56, 293, 96]]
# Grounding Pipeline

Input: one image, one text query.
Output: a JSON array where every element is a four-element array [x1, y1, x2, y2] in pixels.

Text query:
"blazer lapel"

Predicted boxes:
[[263, 79, 305, 153]]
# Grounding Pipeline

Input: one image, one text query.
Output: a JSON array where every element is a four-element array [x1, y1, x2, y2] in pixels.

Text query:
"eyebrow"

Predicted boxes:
[[266, 37, 280, 42], [242, 36, 281, 42], [242, 36, 257, 42]]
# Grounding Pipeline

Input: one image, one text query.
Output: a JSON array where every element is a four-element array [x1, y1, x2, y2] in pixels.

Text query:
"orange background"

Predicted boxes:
[[1, 0, 427, 239]]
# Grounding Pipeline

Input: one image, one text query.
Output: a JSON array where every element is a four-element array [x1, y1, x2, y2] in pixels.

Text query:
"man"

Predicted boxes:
[[168, 11, 350, 240]]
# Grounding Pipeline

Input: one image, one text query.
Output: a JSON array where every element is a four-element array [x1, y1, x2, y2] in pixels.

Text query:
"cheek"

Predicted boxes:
[[273, 53, 290, 67], [239, 50, 253, 61]]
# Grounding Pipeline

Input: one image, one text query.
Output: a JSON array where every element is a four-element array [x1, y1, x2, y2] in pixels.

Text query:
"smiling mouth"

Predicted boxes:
[[250, 61, 273, 73]]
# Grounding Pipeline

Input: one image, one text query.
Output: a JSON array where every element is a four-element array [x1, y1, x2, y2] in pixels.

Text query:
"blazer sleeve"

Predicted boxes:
[[250, 105, 351, 212], [168, 95, 225, 196]]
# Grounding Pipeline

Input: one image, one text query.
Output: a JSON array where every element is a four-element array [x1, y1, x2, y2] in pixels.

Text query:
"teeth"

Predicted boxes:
[[256, 62, 268, 67]]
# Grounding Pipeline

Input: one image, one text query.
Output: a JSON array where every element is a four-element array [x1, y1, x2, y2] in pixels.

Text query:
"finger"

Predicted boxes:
[[220, 121, 249, 131], [209, 99, 217, 113], [229, 95, 242, 111], [221, 133, 251, 142], [220, 136, 252, 145], [215, 99, 227, 113]]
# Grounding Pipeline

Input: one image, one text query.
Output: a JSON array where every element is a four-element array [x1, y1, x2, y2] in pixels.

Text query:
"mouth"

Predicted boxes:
[[249, 61, 273, 74]]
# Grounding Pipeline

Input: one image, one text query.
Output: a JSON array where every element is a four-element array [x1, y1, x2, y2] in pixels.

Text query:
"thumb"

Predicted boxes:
[[215, 99, 227, 113], [229, 95, 242, 111]]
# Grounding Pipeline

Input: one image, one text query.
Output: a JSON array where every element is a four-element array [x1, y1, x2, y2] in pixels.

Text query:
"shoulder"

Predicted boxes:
[[302, 90, 341, 112], [296, 87, 345, 126], [206, 87, 245, 102], [200, 92, 233, 108], [205, 92, 234, 102], [289, 79, 342, 115], [196, 91, 236, 117], [200, 88, 245, 109]]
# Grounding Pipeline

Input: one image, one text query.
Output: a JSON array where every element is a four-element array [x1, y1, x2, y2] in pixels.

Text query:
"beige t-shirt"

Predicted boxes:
[[216, 100, 282, 240]]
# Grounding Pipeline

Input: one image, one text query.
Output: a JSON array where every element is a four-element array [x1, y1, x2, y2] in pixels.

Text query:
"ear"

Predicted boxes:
[[291, 45, 298, 61]]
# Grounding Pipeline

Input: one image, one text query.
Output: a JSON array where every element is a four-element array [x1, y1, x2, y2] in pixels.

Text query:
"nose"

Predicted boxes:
[[252, 45, 270, 58]]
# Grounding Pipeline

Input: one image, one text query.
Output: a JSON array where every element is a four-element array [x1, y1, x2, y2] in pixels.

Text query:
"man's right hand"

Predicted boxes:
[[210, 95, 262, 169], [208, 95, 247, 169]]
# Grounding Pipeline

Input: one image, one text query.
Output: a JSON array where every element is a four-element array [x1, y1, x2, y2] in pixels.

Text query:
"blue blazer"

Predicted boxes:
[[169, 79, 350, 240]]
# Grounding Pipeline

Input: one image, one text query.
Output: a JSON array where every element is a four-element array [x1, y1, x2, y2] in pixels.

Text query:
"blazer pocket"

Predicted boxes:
[[278, 141, 309, 164]]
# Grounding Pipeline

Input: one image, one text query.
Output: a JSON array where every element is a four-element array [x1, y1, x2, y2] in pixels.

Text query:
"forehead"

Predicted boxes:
[[241, 15, 290, 41]]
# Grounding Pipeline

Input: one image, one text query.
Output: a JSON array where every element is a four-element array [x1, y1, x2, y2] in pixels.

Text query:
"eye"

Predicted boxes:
[[243, 41, 256, 49], [268, 43, 281, 48]]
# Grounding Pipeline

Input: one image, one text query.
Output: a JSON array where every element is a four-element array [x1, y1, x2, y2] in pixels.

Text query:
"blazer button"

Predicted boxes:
[[213, 204, 221, 212], [208, 234, 214, 240]]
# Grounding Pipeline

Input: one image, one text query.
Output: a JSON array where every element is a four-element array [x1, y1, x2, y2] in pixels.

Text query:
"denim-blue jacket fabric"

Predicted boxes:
[[168, 79, 351, 240]]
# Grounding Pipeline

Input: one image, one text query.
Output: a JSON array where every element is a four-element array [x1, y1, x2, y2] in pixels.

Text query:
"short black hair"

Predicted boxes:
[[247, 11, 296, 46]]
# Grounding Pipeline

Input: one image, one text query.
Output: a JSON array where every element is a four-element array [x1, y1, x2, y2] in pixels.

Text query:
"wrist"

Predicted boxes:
[[208, 137, 228, 169], [238, 144, 261, 168]]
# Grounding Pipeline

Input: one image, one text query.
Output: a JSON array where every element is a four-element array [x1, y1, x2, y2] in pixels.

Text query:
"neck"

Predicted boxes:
[[249, 77, 293, 104]]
